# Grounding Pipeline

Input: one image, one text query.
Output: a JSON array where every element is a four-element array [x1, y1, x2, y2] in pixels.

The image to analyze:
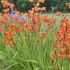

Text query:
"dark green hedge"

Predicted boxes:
[[0, 0, 70, 12]]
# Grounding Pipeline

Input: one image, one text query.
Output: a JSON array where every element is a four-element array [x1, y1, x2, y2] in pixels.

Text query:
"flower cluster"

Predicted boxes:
[[50, 17, 70, 60], [0, 0, 70, 64]]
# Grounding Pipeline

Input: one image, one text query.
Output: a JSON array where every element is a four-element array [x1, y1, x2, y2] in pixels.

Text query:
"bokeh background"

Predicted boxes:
[[0, 0, 70, 12]]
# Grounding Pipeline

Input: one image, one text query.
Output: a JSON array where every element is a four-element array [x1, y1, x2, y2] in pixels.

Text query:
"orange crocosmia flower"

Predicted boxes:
[[67, 52, 70, 59], [47, 23, 51, 28], [3, 9, 9, 13], [42, 16, 49, 22], [29, 0, 33, 2], [55, 12, 61, 16], [10, 28, 17, 34], [58, 30, 64, 36], [62, 18, 68, 23], [3, 1, 14, 7], [57, 53, 63, 58], [34, 19, 39, 24], [2, 5, 7, 8], [34, 13, 40, 18], [26, 23, 32, 32], [65, 35, 70, 40], [32, 19, 39, 24], [2, 19, 6, 24], [0, 26, 3, 31], [17, 26, 23, 32], [55, 41, 61, 48], [36, 7, 41, 11], [61, 22, 68, 28], [8, 22, 17, 27], [49, 18, 57, 23], [27, 26, 33, 32], [58, 36, 64, 41], [7, 3, 11, 6], [64, 41, 70, 47], [1, 0, 6, 5], [67, 24, 70, 33], [0, 19, 2, 22], [4, 31, 11, 35], [9, 3, 14, 7], [61, 48, 67, 55], [39, 33, 47, 39], [0, 13, 2, 16], [5, 2, 9, 6], [0, 18, 6, 24], [25, 23, 30, 28], [23, 23, 27, 27], [32, 25, 38, 32], [28, 10, 34, 17], [29, 10, 34, 14], [67, 54, 70, 59], [31, 8, 35, 11], [38, 0, 44, 3], [60, 26, 66, 32], [4, 39, 10, 44], [50, 53, 56, 58], [12, 15, 18, 21], [5, 16, 10, 21], [12, 15, 16, 19], [6, 35, 13, 40]]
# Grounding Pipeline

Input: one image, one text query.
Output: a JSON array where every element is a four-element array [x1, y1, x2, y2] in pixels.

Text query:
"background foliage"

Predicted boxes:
[[0, 0, 70, 12]]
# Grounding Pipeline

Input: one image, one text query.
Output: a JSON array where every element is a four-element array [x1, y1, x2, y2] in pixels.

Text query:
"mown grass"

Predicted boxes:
[[0, 13, 70, 70]]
